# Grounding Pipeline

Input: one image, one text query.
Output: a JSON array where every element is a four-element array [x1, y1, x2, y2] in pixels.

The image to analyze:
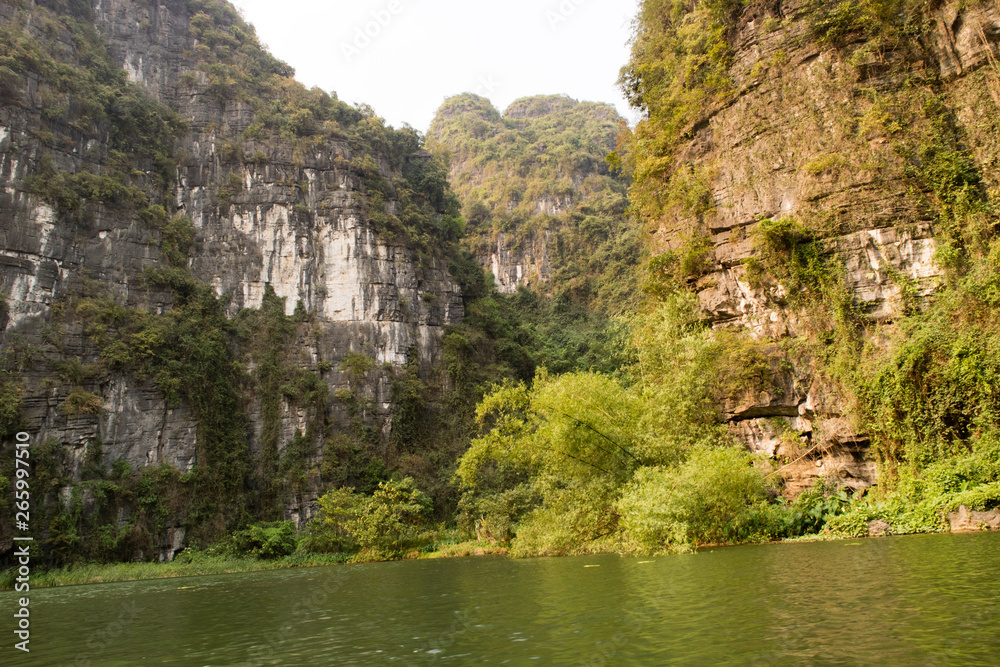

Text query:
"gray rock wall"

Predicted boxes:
[[0, 0, 462, 533], [656, 0, 1000, 494]]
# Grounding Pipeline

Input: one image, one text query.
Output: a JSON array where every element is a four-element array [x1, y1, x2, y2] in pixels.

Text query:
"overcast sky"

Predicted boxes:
[[228, 0, 642, 131]]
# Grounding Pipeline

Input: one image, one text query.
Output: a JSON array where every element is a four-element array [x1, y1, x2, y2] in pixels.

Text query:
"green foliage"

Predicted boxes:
[[455, 483, 539, 543], [27, 155, 152, 217], [279, 429, 314, 496], [617, 446, 778, 552], [455, 294, 782, 556], [0, 371, 23, 439], [347, 478, 433, 560], [237, 284, 292, 511], [37, 459, 190, 567], [75, 271, 251, 530], [616, 0, 739, 222], [421, 98, 644, 491], [744, 217, 828, 296], [853, 311, 1000, 466], [60, 388, 103, 417], [339, 351, 375, 381], [804, 152, 848, 176], [320, 435, 389, 495], [307, 478, 433, 561], [220, 521, 298, 559], [235, 285, 329, 512], [644, 233, 714, 295], [390, 352, 429, 451], [1, 6, 183, 199], [811, 0, 919, 49], [161, 215, 196, 267], [780, 478, 852, 536], [428, 93, 642, 314], [304, 486, 363, 553], [821, 437, 1000, 537]]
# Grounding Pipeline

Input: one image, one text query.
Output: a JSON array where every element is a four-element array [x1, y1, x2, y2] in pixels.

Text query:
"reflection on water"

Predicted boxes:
[[3, 532, 999, 665]]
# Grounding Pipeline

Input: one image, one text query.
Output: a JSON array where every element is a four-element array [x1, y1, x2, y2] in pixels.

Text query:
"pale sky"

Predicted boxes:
[[229, 0, 642, 131]]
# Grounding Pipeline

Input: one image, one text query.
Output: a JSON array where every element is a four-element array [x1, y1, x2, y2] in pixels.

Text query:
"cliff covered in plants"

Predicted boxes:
[[0, 0, 490, 562], [427, 94, 640, 302], [427, 93, 643, 375], [450, 0, 1000, 556], [4, 0, 1000, 570]]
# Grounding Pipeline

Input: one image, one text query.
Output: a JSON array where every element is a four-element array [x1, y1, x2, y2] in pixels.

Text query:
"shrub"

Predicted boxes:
[[744, 217, 826, 295], [224, 521, 297, 559], [304, 487, 363, 553], [306, 478, 433, 560], [456, 483, 540, 543], [780, 478, 851, 536], [161, 215, 196, 267], [617, 447, 777, 552], [60, 388, 103, 417], [0, 372, 22, 438], [339, 351, 375, 381], [348, 478, 433, 560]]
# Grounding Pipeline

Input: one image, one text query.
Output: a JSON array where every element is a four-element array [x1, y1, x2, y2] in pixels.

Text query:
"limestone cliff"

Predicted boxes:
[[626, 0, 1000, 495], [427, 94, 639, 302], [0, 0, 463, 556]]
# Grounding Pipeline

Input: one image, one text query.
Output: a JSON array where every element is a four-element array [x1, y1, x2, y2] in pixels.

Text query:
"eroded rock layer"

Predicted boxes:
[[651, 0, 1000, 493]]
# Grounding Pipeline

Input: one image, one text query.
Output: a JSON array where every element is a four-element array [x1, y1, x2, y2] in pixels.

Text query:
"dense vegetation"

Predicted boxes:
[[427, 94, 644, 375], [5, 0, 1000, 581], [0, 0, 513, 568], [605, 0, 1000, 541]]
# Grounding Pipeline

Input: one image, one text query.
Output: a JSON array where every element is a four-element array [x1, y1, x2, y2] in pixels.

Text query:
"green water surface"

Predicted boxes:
[[3, 532, 999, 665]]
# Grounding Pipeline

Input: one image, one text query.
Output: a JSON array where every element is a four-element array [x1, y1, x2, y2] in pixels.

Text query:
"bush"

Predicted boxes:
[[60, 388, 103, 417], [0, 372, 22, 438], [302, 486, 362, 553], [223, 521, 297, 559], [617, 447, 778, 552], [780, 478, 851, 536], [744, 217, 827, 296], [348, 478, 433, 560], [306, 478, 433, 561], [161, 215, 195, 267], [456, 483, 539, 543]]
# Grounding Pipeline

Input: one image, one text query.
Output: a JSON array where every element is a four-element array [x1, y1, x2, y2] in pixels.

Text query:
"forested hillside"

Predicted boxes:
[[320, 0, 1000, 558], [0, 0, 534, 564], [427, 93, 643, 375], [3, 0, 1000, 575], [449, 0, 1000, 555]]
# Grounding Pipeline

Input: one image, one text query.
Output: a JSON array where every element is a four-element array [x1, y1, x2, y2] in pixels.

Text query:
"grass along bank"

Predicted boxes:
[[5, 519, 992, 592], [0, 543, 510, 591], [0, 552, 349, 591]]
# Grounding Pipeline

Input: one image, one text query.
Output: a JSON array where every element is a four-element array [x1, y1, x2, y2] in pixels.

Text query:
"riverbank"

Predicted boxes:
[[0, 535, 851, 591], [0, 552, 351, 590], [7, 516, 996, 591], [0, 541, 513, 591]]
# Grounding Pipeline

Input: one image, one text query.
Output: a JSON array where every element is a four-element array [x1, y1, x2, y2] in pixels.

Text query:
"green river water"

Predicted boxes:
[[3, 532, 999, 665]]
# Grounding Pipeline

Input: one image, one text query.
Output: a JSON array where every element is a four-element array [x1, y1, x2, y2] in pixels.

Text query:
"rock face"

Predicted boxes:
[[487, 231, 553, 294], [427, 93, 631, 295], [947, 505, 1000, 532], [0, 0, 462, 540], [653, 0, 1000, 493]]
